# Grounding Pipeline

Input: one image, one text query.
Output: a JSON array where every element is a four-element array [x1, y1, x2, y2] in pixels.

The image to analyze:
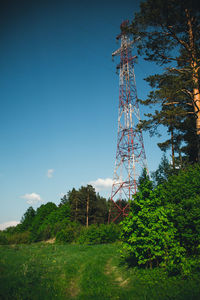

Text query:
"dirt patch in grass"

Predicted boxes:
[[44, 238, 55, 244], [66, 262, 86, 298], [68, 278, 80, 298], [104, 258, 129, 287]]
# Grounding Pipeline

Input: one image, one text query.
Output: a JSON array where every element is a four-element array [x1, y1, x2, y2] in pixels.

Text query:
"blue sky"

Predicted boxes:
[[0, 0, 167, 229]]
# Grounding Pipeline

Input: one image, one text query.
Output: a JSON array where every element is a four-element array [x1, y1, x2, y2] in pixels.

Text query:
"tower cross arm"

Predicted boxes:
[[112, 47, 122, 57], [112, 37, 140, 57]]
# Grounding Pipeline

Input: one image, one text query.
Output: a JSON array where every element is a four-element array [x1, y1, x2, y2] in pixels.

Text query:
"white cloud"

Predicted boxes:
[[21, 193, 42, 205], [47, 169, 54, 178], [89, 178, 113, 192], [0, 221, 20, 231]]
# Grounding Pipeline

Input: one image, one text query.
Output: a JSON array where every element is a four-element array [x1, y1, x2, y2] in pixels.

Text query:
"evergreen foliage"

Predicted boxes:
[[128, 0, 200, 162], [62, 185, 108, 225], [151, 155, 174, 186], [138, 71, 198, 164]]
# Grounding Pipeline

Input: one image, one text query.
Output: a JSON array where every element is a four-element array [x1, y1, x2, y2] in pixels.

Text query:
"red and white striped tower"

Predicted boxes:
[[109, 21, 148, 223]]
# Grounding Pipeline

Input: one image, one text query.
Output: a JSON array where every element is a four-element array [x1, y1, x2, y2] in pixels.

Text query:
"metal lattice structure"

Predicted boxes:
[[109, 21, 148, 223]]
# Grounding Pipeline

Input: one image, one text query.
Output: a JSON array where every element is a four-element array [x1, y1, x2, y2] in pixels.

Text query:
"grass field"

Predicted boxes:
[[0, 243, 200, 300]]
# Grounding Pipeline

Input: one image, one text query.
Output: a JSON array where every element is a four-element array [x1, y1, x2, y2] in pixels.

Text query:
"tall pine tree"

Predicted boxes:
[[138, 70, 197, 164], [129, 0, 200, 160]]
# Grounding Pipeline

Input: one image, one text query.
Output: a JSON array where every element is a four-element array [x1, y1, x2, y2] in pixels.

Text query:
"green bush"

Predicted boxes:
[[33, 217, 72, 242], [78, 225, 100, 245], [98, 224, 120, 243], [29, 202, 71, 242], [56, 228, 74, 243], [56, 222, 81, 243], [52, 218, 72, 236], [77, 224, 120, 245], [36, 224, 52, 241], [0, 232, 8, 245], [6, 231, 30, 244], [120, 170, 185, 269], [56, 224, 120, 245], [29, 202, 58, 242], [167, 256, 200, 277], [161, 163, 200, 256]]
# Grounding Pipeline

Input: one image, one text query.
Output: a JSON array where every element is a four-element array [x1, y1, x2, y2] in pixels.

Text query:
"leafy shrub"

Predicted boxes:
[[166, 256, 200, 278], [77, 224, 120, 245], [52, 218, 71, 236], [56, 222, 81, 243], [6, 231, 30, 244], [29, 202, 71, 242], [161, 163, 200, 255], [0, 232, 8, 245], [56, 229, 74, 243], [98, 224, 120, 243], [78, 225, 100, 245], [36, 224, 52, 241], [120, 170, 185, 269]]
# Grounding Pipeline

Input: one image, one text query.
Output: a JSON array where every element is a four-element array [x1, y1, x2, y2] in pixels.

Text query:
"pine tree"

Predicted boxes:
[[129, 0, 200, 160], [138, 70, 198, 164], [63, 185, 108, 225]]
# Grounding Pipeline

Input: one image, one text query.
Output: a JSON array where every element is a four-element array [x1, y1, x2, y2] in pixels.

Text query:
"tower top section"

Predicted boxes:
[[112, 20, 139, 59], [117, 20, 130, 39]]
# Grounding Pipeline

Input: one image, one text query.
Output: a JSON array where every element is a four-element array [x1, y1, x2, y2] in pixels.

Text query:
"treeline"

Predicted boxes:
[[1, 159, 200, 278], [0, 185, 121, 245]]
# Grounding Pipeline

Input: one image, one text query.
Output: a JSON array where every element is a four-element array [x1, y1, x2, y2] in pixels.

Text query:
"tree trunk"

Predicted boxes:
[[75, 198, 78, 222], [191, 62, 200, 162], [86, 192, 89, 227], [170, 128, 175, 169], [179, 150, 183, 169], [186, 8, 200, 162], [197, 134, 200, 162]]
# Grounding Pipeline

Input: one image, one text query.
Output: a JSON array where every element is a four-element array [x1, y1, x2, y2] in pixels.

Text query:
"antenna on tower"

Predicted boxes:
[[109, 20, 148, 223]]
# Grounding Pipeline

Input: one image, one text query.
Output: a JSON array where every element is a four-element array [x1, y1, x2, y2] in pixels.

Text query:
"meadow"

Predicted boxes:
[[0, 243, 200, 300]]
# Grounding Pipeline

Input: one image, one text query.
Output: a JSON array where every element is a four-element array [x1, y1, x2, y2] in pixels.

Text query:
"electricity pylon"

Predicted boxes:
[[109, 21, 148, 223]]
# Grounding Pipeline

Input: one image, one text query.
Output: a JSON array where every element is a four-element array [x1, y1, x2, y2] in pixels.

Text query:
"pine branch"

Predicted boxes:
[[180, 89, 194, 99], [165, 25, 191, 55], [163, 102, 180, 105], [167, 67, 192, 74]]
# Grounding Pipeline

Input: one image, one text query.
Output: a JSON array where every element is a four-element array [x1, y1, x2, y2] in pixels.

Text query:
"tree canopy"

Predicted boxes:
[[128, 0, 200, 162], [61, 185, 108, 225]]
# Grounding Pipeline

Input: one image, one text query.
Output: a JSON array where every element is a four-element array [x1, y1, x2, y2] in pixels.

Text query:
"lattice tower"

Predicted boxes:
[[109, 21, 148, 223]]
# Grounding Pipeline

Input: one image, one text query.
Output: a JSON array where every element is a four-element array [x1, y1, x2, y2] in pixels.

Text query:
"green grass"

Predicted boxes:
[[0, 243, 200, 300]]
